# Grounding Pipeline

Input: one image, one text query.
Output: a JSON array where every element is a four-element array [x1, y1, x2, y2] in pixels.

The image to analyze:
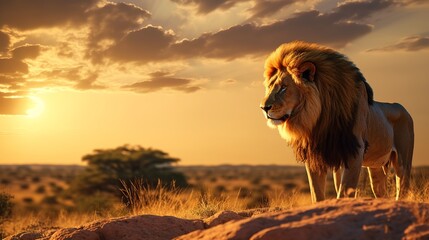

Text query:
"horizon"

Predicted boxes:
[[0, 0, 428, 166]]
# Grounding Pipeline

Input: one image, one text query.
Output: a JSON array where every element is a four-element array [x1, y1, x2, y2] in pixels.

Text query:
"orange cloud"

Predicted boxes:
[[0, 93, 35, 115], [0, 31, 9, 53], [0, 0, 98, 30], [171, 0, 248, 14], [122, 71, 202, 93], [106, 26, 175, 63], [105, 0, 393, 63], [368, 35, 429, 52]]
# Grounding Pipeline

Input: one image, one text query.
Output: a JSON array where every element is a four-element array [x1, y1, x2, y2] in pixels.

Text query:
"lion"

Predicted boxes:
[[260, 41, 414, 202]]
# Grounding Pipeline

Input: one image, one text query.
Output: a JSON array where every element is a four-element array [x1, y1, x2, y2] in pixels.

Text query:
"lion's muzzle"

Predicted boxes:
[[267, 113, 290, 122], [261, 104, 290, 122], [260, 104, 272, 113]]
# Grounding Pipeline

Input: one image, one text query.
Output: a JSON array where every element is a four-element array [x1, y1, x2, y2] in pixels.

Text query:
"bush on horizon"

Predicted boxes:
[[70, 145, 188, 197]]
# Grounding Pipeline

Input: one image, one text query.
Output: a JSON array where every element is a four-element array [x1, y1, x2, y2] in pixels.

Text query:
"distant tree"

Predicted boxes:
[[70, 145, 188, 196]]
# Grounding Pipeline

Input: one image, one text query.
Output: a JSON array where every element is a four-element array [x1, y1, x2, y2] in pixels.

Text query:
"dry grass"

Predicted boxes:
[[407, 170, 429, 202], [119, 179, 310, 219]]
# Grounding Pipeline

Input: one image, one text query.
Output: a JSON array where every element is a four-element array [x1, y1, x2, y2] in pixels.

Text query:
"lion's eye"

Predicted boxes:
[[278, 85, 287, 94]]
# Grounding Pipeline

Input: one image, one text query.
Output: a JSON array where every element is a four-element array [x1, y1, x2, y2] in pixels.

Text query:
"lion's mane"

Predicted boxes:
[[264, 41, 374, 172]]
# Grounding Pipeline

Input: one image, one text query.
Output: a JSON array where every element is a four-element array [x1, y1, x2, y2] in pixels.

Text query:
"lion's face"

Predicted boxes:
[[260, 60, 322, 143], [260, 71, 301, 128]]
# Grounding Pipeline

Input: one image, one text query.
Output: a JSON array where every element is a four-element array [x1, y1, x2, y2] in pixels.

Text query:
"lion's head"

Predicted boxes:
[[260, 41, 374, 172]]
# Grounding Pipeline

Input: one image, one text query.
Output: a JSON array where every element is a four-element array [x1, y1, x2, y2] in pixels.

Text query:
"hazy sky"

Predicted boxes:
[[0, 0, 428, 166]]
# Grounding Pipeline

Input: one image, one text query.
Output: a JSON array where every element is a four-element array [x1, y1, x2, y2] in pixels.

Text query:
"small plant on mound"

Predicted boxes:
[[120, 179, 190, 216], [192, 189, 223, 218]]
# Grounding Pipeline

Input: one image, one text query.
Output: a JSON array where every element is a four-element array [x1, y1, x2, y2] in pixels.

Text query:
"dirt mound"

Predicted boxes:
[[5, 215, 204, 240], [179, 198, 429, 240], [6, 199, 429, 240]]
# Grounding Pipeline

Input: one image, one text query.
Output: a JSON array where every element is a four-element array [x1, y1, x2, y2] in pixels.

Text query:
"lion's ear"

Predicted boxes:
[[298, 62, 316, 81]]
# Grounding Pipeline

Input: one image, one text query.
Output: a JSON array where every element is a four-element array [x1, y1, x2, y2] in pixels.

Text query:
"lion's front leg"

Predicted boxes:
[[333, 167, 342, 196], [337, 148, 364, 198], [305, 162, 327, 203]]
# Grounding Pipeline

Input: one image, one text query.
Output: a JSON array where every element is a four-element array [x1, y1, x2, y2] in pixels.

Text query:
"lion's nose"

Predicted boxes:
[[260, 105, 272, 113]]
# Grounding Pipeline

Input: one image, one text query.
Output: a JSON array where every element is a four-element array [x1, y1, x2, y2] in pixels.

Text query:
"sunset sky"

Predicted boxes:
[[0, 0, 428, 166]]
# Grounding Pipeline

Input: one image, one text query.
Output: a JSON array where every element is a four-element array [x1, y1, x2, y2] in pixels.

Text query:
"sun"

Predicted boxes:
[[26, 96, 45, 118]]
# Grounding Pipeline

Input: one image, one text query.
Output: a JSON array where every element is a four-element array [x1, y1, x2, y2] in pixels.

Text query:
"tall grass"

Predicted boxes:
[[119, 179, 309, 219], [120, 179, 193, 217], [120, 179, 247, 218], [407, 171, 429, 202], [2, 209, 109, 237], [1, 195, 126, 236]]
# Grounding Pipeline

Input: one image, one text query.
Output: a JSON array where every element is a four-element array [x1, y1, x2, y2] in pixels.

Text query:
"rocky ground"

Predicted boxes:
[[6, 198, 429, 240]]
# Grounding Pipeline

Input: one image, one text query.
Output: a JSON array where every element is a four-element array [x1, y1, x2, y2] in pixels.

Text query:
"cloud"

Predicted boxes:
[[0, 93, 35, 115], [86, 2, 151, 62], [0, 0, 150, 94], [171, 0, 248, 14], [106, 0, 393, 63], [399, 0, 429, 6], [106, 26, 175, 63], [32, 66, 106, 90], [0, 58, 29, 74], [0, 31, 9, 54], [0, 75, 24, 86], [367, 35, 429, 52], [12, 45, 41, 60], [0, 45, 41, 75], [0, 1, 151, 62], [2, 0, 396, 67], [332, 0, 394, 21], [122, 71, 202, 93], [220, 79, 237, 86], [172, 0, 394, 57], [74, 73, 106, 90], [171, 0, 302, 19], [0, 0, 99, 30], [171, 0, 392, 21], [246, 0, 298, 20]]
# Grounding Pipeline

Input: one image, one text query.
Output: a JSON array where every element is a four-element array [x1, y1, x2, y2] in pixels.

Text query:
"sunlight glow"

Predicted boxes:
[[26, 96, 45, 118]]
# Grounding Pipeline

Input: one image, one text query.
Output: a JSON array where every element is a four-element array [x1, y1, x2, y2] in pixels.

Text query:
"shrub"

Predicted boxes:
[[31, 176, 41, 183], [23, 197, 34, 204], [236, 187, 251, 199], [51, 185, 64, 194], [35, 185, 46, 194], [41, 196, 58, 205], [250, 177, 262, 185], [0, 179, 11, 185], [70, 145, 188, 197], [246, 191, 269, 209], [284, 182, 298, 191], [214, 185, 226, 194], [75, 192, 115, 214], [0, 192, 13, 220]]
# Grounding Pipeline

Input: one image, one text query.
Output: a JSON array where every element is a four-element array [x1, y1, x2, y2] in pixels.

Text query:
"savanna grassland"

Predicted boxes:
[[1, 164, 429, 238]]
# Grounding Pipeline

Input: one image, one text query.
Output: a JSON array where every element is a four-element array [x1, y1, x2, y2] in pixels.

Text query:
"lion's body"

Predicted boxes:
[[260, 41, 413, 202], [362, 102, 413, 198]]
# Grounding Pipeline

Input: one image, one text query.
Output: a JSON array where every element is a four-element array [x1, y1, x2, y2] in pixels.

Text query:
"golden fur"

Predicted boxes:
[[260, 41, 414, 202]]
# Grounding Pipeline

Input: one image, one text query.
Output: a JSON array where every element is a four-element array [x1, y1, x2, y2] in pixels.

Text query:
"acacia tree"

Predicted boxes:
[[71, 145, 188, 196]]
